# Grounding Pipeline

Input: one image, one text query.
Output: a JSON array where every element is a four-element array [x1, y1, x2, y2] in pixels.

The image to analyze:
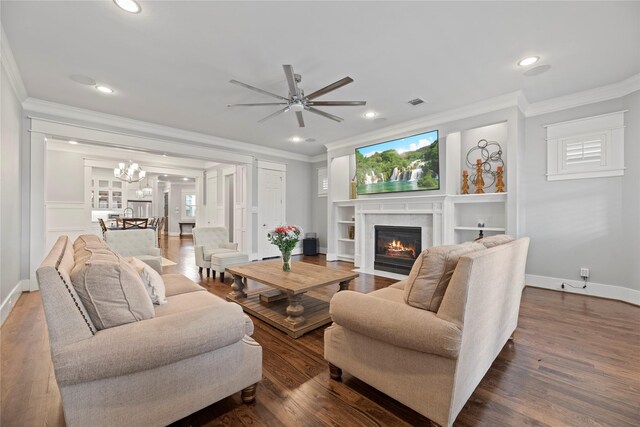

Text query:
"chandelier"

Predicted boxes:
[[114, 161, 146, 183]]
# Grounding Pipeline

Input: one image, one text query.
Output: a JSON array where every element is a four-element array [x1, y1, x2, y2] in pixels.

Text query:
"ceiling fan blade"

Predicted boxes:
[[258, 106, 290, 123], [307, 101, 366, 106], [227, 102, 289, 107], [282, 65, 300, 98], [306, 77, 354, 100], [305, 106, 344, 123], [229, 79, 289, 101], [296, 111, 305, 128]]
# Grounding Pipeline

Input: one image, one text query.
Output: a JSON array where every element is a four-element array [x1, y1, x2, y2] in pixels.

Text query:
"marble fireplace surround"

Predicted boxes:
[[353, 195, 445, 278]]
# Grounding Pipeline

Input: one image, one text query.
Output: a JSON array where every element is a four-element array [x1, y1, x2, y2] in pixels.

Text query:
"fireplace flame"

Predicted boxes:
[[385, 240, 416, 258]]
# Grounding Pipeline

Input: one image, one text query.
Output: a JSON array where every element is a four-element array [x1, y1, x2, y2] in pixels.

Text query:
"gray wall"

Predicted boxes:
[[45, 150, 85, 201], [1, 65, 24, 306], [523, 91, 638, 290], [311, 160, 328, 251]]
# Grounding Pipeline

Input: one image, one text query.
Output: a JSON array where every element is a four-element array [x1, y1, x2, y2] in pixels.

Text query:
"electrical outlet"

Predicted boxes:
[[580, 268, 590, 279]]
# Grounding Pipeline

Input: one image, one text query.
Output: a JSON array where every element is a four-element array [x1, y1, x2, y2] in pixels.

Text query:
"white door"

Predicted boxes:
[[258, 167, 286, 259], [206, 175, 217, 225], [234, 165, 247, 252]]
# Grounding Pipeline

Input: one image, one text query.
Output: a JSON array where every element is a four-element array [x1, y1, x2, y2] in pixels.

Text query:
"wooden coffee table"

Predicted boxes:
[[225, 260, 358, 338]]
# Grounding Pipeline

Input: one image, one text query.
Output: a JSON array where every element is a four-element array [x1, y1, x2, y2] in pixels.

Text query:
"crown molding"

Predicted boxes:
[[324, 91, 523, 152], [525, 73, 640, 117], [1, 26, 28, 102], [22, 98, 318, 163], [309, 153, 327, 163]]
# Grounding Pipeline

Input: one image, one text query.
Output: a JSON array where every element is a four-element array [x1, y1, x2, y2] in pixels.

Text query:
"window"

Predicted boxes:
[[318, 168, 328, 197], [185, 194, 196, 218], [546, 111, 625, 181]]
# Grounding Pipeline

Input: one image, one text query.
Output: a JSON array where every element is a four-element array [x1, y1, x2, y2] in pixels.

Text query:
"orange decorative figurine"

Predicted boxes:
[[461, 170, 469, 194], [496, 166, 505, 193], [475, 159, 484, 194]]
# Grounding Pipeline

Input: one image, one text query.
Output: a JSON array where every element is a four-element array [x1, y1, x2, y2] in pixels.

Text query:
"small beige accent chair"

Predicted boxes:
[[325, 237, 530, 427], [104, 229, 162, 274], [193, 226, 246, 281], [36, 235, 262, 427]]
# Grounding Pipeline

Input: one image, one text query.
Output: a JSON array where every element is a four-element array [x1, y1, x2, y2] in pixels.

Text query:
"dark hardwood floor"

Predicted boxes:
[[1, 236, 639, 426]]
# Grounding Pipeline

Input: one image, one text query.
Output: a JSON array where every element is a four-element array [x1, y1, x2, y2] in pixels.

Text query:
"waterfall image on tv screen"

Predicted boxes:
[[355, 130, 439, 195]]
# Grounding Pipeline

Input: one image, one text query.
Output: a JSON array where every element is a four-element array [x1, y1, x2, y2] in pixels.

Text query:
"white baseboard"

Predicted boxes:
[[526, 274, 640, 305], [320, 247, 327, 254], [1, 281, 25, 326], [250, 252, 259, 261]]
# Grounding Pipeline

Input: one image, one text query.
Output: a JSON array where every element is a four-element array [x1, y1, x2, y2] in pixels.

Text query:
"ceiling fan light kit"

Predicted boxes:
[[228, 65, 366, 129]]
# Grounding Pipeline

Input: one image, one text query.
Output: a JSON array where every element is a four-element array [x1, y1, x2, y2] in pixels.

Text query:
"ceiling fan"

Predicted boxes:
[[227, 65, 366, 128]]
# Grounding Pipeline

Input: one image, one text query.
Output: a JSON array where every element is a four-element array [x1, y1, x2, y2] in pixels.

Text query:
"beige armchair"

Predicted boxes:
[[36, 236, 262, 427], [193, 227, 239, 279], [105, 229, 162, 273], [324, 238, 530, 427]]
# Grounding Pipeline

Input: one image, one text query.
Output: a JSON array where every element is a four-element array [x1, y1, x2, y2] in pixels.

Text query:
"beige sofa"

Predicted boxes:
[[324, 237, 529, 427], [36, 235, 262, 427]]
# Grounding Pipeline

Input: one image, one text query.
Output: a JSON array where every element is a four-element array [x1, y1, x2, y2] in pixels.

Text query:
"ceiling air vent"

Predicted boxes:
[[407, 97, 426, 106]]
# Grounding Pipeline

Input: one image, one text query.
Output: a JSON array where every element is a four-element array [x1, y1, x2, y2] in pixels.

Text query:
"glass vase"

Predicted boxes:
[[281, 250, 292, 272]]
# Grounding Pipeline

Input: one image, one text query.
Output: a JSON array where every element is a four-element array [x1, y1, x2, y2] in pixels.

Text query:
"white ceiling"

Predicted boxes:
[[3, 1, 639, 156]]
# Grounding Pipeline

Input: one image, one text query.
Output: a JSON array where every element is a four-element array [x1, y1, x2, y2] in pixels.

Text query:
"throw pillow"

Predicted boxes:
[[127, 257, 168, 305], [404, 242, 485, 312], [70, 238, 155, 330], [478, 234, 515, 249]]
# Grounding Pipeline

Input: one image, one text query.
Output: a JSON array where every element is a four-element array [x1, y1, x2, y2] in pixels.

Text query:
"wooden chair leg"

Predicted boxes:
[[206, 268, 210, 278], [241, 383, 257, 403], [212, 270, 216, 279], [199, 267, 203, 274], [329, 363, 342, 380], [220, 272, 225, 282]]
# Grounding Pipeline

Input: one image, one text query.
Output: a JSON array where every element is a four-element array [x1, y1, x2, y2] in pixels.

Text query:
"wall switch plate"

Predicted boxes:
[[580, 268, 590, 278]]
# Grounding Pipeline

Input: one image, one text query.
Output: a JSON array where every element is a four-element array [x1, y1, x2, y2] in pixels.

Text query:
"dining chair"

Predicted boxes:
[[122, 218, 148, 229], [98, 218, 108, 238]]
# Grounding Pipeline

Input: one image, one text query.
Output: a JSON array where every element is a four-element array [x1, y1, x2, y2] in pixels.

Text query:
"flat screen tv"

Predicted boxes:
[[355, 130, 439, 195]]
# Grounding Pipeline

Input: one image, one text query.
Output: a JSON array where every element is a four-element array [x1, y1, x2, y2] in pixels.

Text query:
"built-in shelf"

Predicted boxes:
[[337, 220, 355, 224], [338, 238, 355, 243], [454, 226, 506, 232]]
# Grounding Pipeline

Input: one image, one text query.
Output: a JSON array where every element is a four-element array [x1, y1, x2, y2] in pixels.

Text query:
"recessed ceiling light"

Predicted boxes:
[[363, 111, 378, 119], [163, 174, 168, 177], [518, 56, 540, 67], [162, 153, 168, 157], [68, 140, 78, 145], [113, 0, 141, 14], [95, 85, 114, 94], [183, 177, 189, 181], [290, 136, 303, 143]]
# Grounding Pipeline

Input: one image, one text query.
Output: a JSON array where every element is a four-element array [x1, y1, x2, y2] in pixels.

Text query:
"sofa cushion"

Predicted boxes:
[[478, 234, 515, 248], [404, 243, 485, 312], [203, 247, 236, 261], [163, 273, 206, 297], [127, 257, 167, 305], [70, 237, 155, 330]]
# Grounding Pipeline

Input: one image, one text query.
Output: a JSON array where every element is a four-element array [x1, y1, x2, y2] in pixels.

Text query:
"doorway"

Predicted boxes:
[[257, 165, 286, 259], [225, 174, 234, 241]]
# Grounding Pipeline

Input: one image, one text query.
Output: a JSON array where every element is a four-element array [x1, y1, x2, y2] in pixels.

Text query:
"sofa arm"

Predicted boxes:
[[194, 245, 205, 265], [147, 247, 161, 257], [52, 303, 248, 385], [221, 242, 238, 250], [330, 291, 461, 358]]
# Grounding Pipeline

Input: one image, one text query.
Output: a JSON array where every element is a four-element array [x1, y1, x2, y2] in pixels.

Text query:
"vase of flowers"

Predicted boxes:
[[267, 225, 301, 272]]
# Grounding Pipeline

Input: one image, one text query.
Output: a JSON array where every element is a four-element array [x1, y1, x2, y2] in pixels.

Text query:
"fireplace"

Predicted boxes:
[[374, 226, 422, 274]]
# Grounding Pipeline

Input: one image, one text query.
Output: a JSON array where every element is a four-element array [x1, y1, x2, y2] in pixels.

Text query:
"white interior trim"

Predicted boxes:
[[526, 73, 640, 117], [0, 281, 25, 326], [0, 25, 28, 102], [23, 98, 317, 163], [526, 274, 640, 306], [257, 160, 287, 171]]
